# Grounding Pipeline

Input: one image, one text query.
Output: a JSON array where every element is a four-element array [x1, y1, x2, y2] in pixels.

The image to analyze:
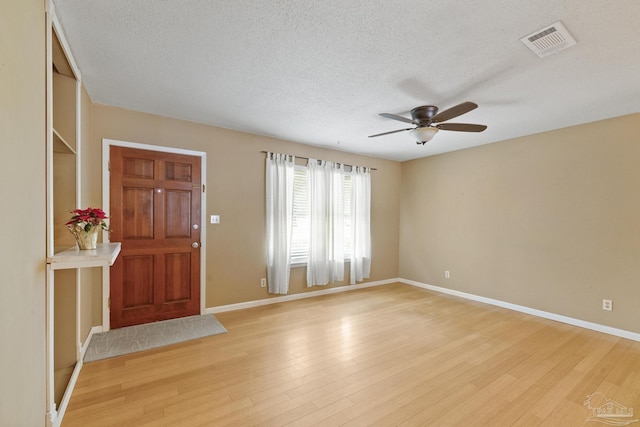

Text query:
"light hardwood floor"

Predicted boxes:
[[63, 283, 640, 426]]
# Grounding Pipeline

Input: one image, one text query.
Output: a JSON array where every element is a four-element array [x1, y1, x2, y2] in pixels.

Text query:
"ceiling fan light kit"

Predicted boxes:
[[369, 101, 487, 145], [410, 127, 439, 144]]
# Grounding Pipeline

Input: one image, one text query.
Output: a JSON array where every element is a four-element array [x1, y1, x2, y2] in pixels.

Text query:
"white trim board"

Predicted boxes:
[[54, 358, 81, 427], [56, 325, 101, 427], [205, 278, 400, 314], [399, 278, 640, 343]]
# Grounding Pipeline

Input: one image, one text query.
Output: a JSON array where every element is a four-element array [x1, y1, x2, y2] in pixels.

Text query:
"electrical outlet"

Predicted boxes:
[[260, 278, 267, 287], [445, 270, 450, 279], [602, 299, 612, 311]]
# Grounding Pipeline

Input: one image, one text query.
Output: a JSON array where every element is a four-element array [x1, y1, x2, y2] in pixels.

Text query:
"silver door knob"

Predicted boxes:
[[191, 242, 200, 248], [193, 224, 199, 230]]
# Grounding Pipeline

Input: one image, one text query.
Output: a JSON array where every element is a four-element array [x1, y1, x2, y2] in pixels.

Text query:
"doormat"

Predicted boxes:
[[84, 314, 227, 363]]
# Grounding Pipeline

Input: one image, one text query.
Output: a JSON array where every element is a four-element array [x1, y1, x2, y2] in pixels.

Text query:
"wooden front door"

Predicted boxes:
[[109, 146, 202, 328]]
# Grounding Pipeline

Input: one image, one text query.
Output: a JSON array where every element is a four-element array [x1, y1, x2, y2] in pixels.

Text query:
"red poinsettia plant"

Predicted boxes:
[[66, 207, 111, 232]]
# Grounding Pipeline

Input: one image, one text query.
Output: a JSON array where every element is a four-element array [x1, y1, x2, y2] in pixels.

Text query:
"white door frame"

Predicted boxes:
[[101, 138, 207, 331]]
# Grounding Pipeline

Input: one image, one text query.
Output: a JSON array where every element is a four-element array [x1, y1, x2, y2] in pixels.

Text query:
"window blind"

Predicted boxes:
[[290, 166, 353, 264]]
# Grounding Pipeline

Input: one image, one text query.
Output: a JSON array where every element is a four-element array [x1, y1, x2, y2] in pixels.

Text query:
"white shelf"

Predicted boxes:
[[47, 242, 121, 270]]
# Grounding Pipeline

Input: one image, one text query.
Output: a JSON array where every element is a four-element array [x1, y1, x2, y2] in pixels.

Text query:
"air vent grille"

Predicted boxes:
[[520, 21, 577, 58]]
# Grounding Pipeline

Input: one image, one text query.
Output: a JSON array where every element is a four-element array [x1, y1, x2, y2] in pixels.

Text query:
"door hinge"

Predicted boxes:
[[202, 184, 205, 193], [108, 297, 111, 308]]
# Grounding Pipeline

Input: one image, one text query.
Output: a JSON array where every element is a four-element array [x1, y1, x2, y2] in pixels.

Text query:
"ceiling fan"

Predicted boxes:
[[369, 101, 487, 145]]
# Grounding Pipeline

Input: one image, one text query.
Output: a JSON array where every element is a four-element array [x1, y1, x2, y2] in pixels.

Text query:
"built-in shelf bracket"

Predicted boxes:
[[53, 128, 75, 154]]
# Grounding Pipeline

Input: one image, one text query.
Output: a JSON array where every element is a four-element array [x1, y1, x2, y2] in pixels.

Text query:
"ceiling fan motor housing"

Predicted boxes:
[[410, 105, 439, 124]]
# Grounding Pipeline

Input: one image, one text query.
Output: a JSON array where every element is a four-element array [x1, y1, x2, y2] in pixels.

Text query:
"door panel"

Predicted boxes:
[[122, 255, 154, 308], [123, 157, 154, 179], [164, 252, 191, 302], [165, 161, 192, 182], [122, 187, 154, 239], [110, 146, 201, 328], [165, 190, 191, 238]]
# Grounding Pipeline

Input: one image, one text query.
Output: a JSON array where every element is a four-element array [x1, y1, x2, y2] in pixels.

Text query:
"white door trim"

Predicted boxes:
[[101, 138, 207, 331]]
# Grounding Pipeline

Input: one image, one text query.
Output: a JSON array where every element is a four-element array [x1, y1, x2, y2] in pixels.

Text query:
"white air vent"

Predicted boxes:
[[520, 21, 577, 58]]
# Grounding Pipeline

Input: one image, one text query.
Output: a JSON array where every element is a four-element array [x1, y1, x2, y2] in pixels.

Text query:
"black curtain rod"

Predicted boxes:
[[261, 151, 377, 171]]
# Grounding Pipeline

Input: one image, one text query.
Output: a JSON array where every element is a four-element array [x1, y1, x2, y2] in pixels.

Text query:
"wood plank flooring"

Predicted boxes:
[[62, 283, 640, 426]]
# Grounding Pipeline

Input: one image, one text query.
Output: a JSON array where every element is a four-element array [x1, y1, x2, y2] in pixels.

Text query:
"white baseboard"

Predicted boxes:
[[399, 278, 640, 342], [208, 277, 640, 342], [54, 359, 82, 426], [55, 326, 103, 426], [205, 278, 400, 314], [80, 325, 103, 356]]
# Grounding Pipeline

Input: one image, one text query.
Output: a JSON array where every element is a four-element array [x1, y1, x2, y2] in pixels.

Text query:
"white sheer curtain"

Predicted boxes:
[[306, 159, 345, 286], [265, 152, 295, 294], [350, 166, 371, 284]]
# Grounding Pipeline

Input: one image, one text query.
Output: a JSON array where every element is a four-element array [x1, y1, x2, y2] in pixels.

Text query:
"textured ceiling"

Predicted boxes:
[[53, 0, 640, 161]]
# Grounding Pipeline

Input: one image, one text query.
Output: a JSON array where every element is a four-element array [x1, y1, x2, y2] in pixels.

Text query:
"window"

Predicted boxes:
[[290, 166, 352, 264], [291, 167, 309, 263]]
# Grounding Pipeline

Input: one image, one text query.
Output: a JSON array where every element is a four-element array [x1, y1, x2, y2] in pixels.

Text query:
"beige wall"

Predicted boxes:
[[52, 119, 77, 391], [52, 67, 79, 404], [89, 104, 401, 308], [79, 86, 103, 335], [400, 113, 640, 333], [78, 86, 105, 329], [0, 0, 47, 424]]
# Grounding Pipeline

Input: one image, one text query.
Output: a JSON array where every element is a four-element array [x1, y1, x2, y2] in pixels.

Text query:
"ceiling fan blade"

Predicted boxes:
[[379, 113, 415, 124], [368, 128, 414, 138], [431, 102, 478, 123], [436, 123, 487, 132]]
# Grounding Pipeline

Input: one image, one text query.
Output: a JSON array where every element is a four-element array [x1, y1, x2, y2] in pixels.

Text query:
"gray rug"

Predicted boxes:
[[84, 314, 227, 362]]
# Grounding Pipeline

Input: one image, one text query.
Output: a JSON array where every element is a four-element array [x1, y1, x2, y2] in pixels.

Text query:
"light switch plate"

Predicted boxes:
[[210, 215, 220, 224]]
